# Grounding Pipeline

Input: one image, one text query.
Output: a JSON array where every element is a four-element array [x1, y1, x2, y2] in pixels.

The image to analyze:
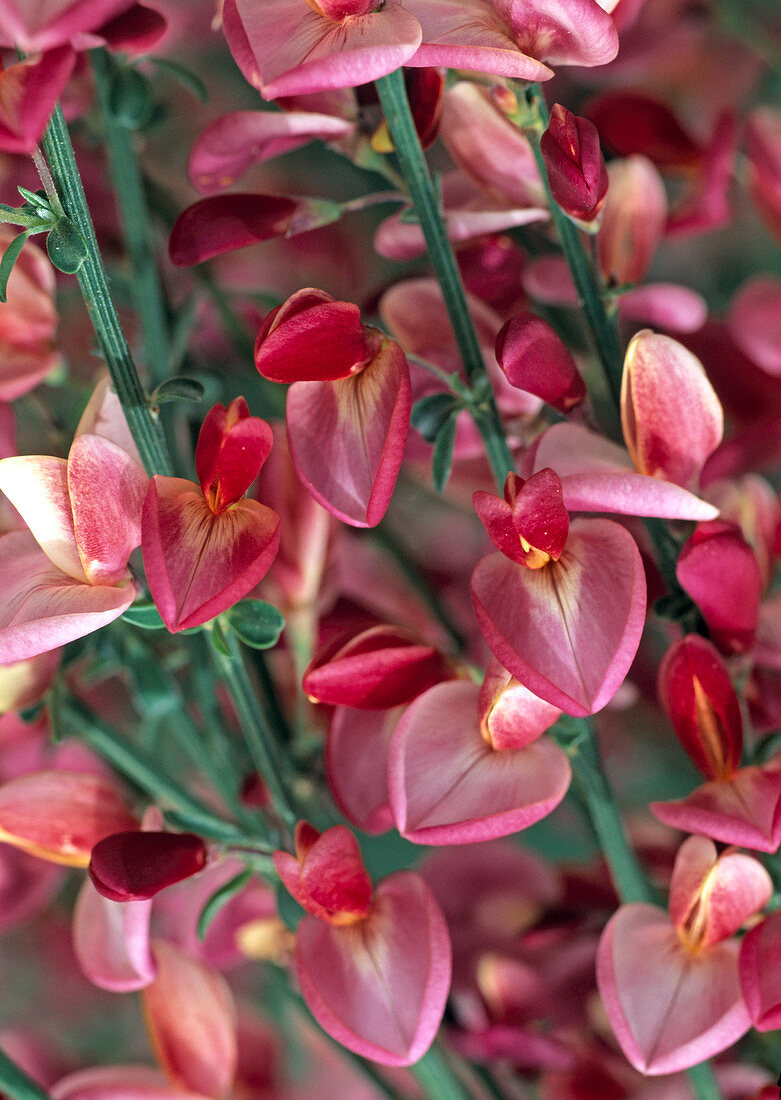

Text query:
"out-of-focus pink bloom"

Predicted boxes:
[[540, 103, 608, 224], [303, 624, 453, 709], [705, 474, 780, 590], [676, 521, 762, 655], [73, 877, 157, 992], [0, 229, 60, 401], [621, 329, 723, 490], [404, 0, 619, 79], [51, 1066, 213, 1100], [388, 675, 569, 843], [665, 112, 736, 238], [0, 423, 147, 662], [746, 105, 781, 245], [727, 275, 781, 377], [0, 771, 138, 866], [0, 0, 166, 53], [597, 835, 772, 1074], [597, 156, 667, 285], [495, 311, 586, 412], [255, 289, 411, 528], [222, 0, 422, 99], [439, 82, 546, 210], [0, 649, 60, 714], [142, 398, 280, 632], [142, 941, 237, 1099], [168, 193, 343, 266], [0, 48, 75, 155], [188, 109, 354, 195], [586, 91, 703, 168], [274, 821, 451, 1065]]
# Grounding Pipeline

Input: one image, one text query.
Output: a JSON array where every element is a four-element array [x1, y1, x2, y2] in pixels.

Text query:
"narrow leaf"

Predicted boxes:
[[210, 619, 233, 657], [16, 187, 52, 212], [122, 601, 167, 630], [431, 415, 456, 494], [0, 230, 36, 303], [197, 867, 253, 940], [226, 599, 285, 650]]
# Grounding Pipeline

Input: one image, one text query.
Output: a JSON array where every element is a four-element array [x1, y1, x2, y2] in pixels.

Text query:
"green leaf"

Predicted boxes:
[[276, 879, 305, 933], [121, 601, 167, 630], [431, 414, 456, 494], [150, 376, 205, 406], [410, 392, 459, 443], [16, 187, 52, 213], [150, 57, 208, 103], [0, 229, 36, 303], [210, 618, 233, 657], [226, 600, 285, 650], [197, 868, 253, 940], [46, 217, 87, 274], [398, 205, 420, 225]]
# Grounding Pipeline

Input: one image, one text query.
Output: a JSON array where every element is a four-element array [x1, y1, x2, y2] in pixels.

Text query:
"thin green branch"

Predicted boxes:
[[40, 104, 172, 477], [375, 69, 514, 490]]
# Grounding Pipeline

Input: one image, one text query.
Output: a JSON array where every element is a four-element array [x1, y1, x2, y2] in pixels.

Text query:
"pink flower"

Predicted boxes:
[[274, 822, 451, 1065]]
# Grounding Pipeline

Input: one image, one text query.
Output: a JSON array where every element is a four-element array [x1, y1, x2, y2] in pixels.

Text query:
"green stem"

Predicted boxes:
[[410, 1043, 477, 1100], [686, 1061, 724, 1100], [521, 88, 624, 421], [89, 49, 171, 384], [375, 69, 513, 490], [65, 700, 246, 843], [0, 1050, 53, 1100], [212, 633, 299, 836], [40, 104, 172, 477], [553, 718, 654, 905]]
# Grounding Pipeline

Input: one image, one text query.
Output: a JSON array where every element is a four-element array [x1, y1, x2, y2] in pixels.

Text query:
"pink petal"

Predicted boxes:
[[0, 844, 62, 933], [471, 519, 646, 716], [0, 343, 59, 403], [528, 423, 719, 520], [75, 374, 141, 465], [141, 478, 280, 632], [727, 275, 781, 376], [0, 770, 137, 866], [94, 3, 167, 53], [478, 659, 561, 750], [286, 340, 410, 527], [0, 456, 85, 580], [72, 878, 156, 992], [0, 228, 56, 346], [296, 871, 451, 1065], [299, 825, 373, 920], [68, 434, 147, 584], [618, 284, 708, 334], [0, 530, 136, 664], [597, 904, 750, 1075], [0, 0, 134, 51], [142, 941, 237, 1100], [0, 47, 75, 154], [405, 0, 552, 79], [326, 706, 398, 835], [598, 156, 667, 285], [168, 194, 300, 266], [495, 311, 585, 411], [51, 1067, 213, 1100], [188, 110, 353, 194], [493, 0, 619, 67], [739, 911, 781, 1031], [651, 761, 781, 852], [229, 0, 422, 98], [388, 680, 571, 843], [621, 330, 724, 490], [255, 295, 369, 383]]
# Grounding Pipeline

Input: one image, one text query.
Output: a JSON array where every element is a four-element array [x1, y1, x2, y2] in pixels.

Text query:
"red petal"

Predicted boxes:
[[89, 831, 207, 902], [168, 195, 299, 266]]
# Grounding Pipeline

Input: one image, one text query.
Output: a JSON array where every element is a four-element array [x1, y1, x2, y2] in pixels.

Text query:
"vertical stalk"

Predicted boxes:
[[375, 69, 514, 490], [40, 105, 172, 478], [89, 49, 171, 383]]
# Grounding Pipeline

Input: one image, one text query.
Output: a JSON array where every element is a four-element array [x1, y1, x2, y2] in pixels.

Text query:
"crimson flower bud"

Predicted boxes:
[[540, 103, 608, 224], [658, 635, 743, 781], [89, 831, 208, 901]]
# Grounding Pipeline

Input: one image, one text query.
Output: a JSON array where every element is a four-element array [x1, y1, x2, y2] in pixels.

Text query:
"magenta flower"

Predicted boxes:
[[274, 821, 451, 1065]]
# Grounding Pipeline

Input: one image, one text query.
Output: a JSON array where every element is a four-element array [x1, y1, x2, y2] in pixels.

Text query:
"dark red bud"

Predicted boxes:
[[540, 104, 608, 222], [89, 831, 207, 902]]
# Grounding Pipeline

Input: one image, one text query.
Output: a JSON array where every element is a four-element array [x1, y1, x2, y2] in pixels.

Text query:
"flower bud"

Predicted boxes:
[[540, 103, 608, 224]]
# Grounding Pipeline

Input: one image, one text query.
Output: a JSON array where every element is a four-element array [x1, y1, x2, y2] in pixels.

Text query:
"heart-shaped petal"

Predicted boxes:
[[471, 519, 646, 716], [388, 680, 570, 843], [296, 870, 451, 1065]]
